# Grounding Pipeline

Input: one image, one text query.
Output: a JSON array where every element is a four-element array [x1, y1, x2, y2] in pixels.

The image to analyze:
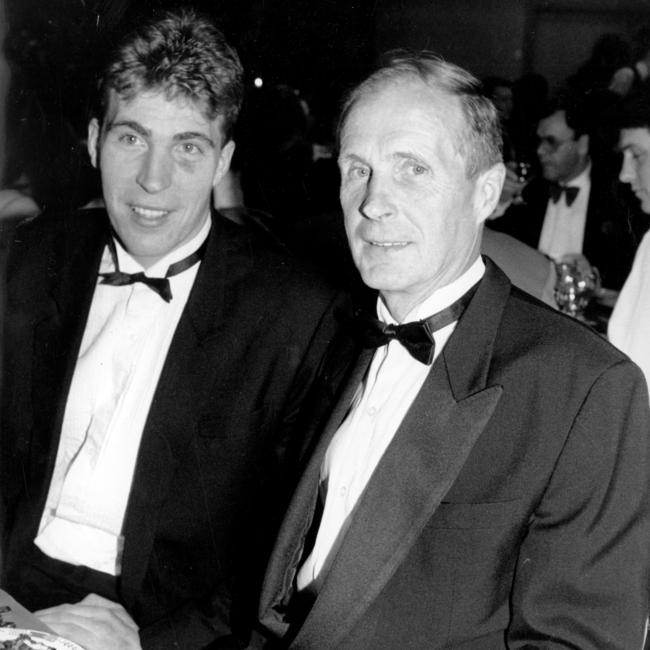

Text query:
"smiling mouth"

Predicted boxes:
[[369, 241, 409, 248], [131, 205, 169, 219]]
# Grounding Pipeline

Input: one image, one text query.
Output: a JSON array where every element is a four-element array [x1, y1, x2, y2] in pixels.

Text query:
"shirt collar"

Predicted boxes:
[[377, 256, 485, 325], [113, 214, 211, 276]]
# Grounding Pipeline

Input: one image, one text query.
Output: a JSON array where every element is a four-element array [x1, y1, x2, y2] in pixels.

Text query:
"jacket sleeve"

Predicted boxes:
[[508, 359, 650, 649]]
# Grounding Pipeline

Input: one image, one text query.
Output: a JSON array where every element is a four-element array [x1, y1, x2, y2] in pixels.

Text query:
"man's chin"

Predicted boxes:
[[641, 196, 650, 215], [359, 270, 409, 295]]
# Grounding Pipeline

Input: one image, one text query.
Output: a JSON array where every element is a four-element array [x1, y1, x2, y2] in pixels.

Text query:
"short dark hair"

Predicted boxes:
[[96, 8, 244, 141], [540, 89, 593, 139], [618, 81, 650, 132], [337, 50, 503, 178]]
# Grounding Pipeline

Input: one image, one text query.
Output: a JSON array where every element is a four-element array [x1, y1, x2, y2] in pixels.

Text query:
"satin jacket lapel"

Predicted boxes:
[[30, 213, 107, 501], [120, 214, 231, 602], [259, 346, 374, 638], [291, 261, 510, 649]]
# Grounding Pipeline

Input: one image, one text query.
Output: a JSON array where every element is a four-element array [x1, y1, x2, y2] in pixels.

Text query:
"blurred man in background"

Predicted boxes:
[[489, 92, 637, 290], [609, 83, 650, 397]]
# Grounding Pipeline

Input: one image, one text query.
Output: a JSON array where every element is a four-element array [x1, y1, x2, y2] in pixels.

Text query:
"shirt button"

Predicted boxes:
[[368, 406, 377, 416], [340, 486, 347, 497]]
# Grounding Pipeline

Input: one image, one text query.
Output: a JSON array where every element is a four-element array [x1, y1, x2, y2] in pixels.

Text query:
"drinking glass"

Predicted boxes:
[[512, 161, 532, 205], [554, 260, 601, 321]]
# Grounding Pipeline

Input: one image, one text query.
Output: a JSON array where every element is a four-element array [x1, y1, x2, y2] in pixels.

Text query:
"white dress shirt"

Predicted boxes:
[[35, 217, 210, 575], [609, 230, 650, 401], [296, 257, 485, 591], [538, 164, 591, 260]]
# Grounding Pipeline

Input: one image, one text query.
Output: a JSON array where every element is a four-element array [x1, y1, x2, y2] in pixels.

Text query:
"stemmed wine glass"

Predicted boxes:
[[511, 161, 532, 205], [554, 259, 601, 321]]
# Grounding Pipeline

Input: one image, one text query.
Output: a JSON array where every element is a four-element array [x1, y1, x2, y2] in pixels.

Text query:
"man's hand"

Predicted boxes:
[[489, 164, 527, 219], [35, 593, 141, 650], [499, 165, 527, 205], [558, 252, 597, 279]]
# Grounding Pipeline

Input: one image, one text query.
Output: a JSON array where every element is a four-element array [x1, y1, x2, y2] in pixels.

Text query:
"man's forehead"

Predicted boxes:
[[620, 127, 650, 148], [341, 80, 463, 143], [538, 110, 571, 136], [493, 85, 512, 98], [103, 88, 220, 129]]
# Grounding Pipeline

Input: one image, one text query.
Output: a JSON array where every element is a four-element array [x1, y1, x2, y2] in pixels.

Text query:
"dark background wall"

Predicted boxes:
[[2, 0, 650, 200]]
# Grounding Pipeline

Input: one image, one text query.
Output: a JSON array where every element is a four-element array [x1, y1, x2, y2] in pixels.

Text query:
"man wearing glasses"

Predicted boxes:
[[488, 93, 636, 290]]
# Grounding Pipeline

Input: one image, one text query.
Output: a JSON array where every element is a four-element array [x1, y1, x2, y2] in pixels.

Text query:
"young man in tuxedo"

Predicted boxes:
[[0, 9, 349, 649], [257, 52, 650, 649], [609, 84, 650, 397]]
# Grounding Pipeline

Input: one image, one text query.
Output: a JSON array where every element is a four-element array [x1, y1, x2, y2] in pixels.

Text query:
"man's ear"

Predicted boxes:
[[473, 162, 506, 224], [87, 118, 101, 169], [577, 133, 590, 157], [213, 140, 236, 187]]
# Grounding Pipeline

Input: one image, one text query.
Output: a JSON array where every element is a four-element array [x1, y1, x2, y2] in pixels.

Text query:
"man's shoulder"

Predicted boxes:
[[502, 286, 633, 374], [7, 207, 105, 273], [10, 207, 106, 252], [586, 163, 627, 206]]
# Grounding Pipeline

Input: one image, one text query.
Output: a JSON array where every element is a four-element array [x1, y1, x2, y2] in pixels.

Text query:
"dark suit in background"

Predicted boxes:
[[0, 208, 350, 648], [487, 172, 638, 289]]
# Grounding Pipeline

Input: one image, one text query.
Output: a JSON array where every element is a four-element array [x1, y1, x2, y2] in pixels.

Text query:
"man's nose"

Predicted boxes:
[[619, 154, 635, 185], [136, 147, 173, 193], [359, 176, 394, 220]]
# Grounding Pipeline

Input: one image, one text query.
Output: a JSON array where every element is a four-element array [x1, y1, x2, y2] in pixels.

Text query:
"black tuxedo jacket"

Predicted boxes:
[[488, 172, 637, 289], [0, 208, 353, 649], [258, 261, 650, 649]]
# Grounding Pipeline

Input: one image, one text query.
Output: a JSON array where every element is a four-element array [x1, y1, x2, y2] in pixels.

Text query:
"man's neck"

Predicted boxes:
[[557, 157, 590, 186], [379, 256, 485, 324]]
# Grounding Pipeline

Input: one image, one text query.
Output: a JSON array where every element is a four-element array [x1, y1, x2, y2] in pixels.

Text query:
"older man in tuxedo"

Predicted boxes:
[[0, 9, 349, 650], [257, 52, 650, 649]]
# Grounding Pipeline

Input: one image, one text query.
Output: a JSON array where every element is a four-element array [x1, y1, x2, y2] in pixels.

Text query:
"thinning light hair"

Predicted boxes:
[[338, 50, 503, 178]]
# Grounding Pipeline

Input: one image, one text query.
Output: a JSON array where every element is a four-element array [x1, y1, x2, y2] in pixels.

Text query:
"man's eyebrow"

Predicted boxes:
[[106, 120, 149, 137], [173, 132, 216, 148], [393, 150, 426, 162], [338, 152, 367, 165]]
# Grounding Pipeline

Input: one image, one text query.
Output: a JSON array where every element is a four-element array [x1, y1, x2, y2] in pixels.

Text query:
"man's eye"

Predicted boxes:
[[349, 166, 369, 179], [119, 133, 142, 146], [179, 142, 203, 155], [405, 161, 428, 176]]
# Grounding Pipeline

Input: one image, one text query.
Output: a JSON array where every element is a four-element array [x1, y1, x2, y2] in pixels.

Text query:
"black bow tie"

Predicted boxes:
[[353, 283, 479, 365], [99, 237, 208, 302], [549, 184, 579, 207]]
